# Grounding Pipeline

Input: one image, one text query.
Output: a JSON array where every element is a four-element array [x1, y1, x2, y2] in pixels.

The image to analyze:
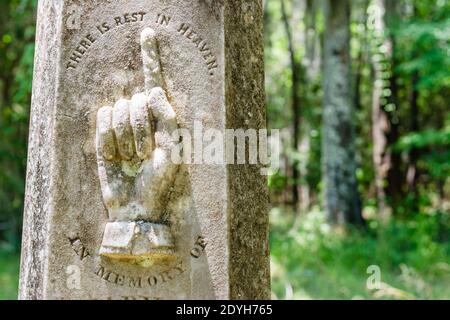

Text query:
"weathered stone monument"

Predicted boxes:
[[19, 0, 269, 300]]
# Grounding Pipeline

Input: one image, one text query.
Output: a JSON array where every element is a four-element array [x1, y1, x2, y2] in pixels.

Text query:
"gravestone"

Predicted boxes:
[[19, 0, 269, 300]]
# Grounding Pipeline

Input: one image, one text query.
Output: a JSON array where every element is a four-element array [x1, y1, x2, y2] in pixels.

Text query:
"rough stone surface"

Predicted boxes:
[[20, 0, 269, 300], [19, 1, 63, 300], [225, 1, 270, 300]]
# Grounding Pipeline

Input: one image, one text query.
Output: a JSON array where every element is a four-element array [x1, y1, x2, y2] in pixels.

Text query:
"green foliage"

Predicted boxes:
[[0, 248, 20, 300], [396, 127, 450, 152], [270, 208, 450, 300], [396, 1, 450, 91], [396, 125, 450, 179], [0, 0, 37, 247]]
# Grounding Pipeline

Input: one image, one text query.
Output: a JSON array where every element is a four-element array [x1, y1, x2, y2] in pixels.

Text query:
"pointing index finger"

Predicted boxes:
[[141, 27, 163, 93]]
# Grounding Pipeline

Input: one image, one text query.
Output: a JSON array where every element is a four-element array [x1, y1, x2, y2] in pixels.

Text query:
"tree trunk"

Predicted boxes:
[[371, 0, 390, 219], [304, 0, 321, 78], [281, 0, 301, 207], [406, 3, 420, 203], [370, 0, 402, 221], [354, 0, 369, 112], [298, 0, 322, 213], [322, 0, 363, 225]]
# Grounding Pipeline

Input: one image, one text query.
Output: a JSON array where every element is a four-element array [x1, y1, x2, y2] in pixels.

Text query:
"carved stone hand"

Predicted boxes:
[[96, 28, 178, 263]]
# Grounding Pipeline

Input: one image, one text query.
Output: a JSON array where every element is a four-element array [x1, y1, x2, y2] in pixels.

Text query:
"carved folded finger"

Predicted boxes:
[[149, 87, 177, 131], [141, 27, 163, 91], [130, 93, 153, 160], [113, 99, 134, 160], [97, 106, 116, 160]]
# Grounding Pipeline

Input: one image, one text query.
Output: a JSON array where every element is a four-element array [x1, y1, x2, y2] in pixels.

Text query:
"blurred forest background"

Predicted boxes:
[[0, 0, 449, 299]]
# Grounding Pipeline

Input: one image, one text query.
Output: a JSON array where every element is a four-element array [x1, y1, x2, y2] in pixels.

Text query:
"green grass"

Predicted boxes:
[[270, 207, 450, 300], [0, 249, 20, 300]]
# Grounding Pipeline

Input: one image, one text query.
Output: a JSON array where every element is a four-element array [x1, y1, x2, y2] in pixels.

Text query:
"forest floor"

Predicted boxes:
[[270, 207, 450, 300], [0, 250, 19, 300], [0, 208, 449, 300]]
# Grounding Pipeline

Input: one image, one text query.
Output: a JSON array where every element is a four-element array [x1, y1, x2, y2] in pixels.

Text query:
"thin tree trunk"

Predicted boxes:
[[371, 0, 390, 219], [354, 0, 369, 111], [370, 0, 402, 221], [406, 3, 420, 201], [281, 0, 301, 207], [298, 0, 322, 213], [322, 0, 363, 225], [304, 0, 320, 76], [385, 0, 403, 210], [354, 52, 363, 111], [407, 71, 419, 189]]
